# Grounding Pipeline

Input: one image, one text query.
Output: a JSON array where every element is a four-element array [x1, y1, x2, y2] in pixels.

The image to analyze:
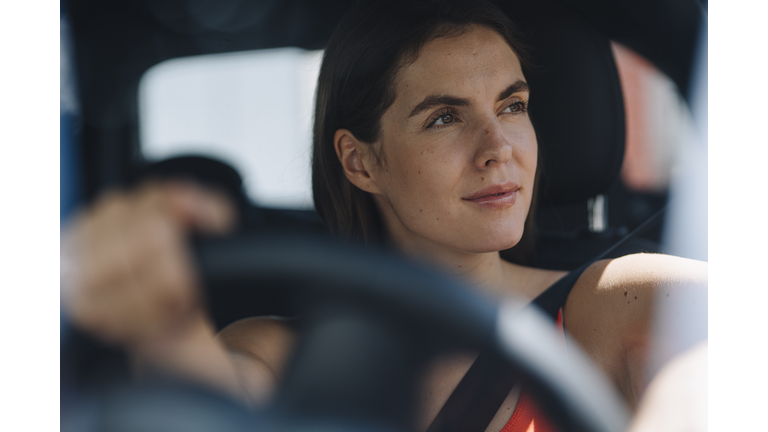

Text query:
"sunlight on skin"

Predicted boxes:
[[562, 253, 707, 408]]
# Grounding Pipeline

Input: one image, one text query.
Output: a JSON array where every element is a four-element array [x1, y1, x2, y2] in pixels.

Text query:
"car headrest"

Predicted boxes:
[[497, 0, 625, 207], [133, 155, 249, 213]]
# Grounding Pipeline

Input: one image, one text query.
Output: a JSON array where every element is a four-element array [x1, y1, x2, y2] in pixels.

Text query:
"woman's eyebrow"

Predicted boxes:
[[408, 95, 470, 118], [407, 81, 529, 119], [497, 81, 529, 101]]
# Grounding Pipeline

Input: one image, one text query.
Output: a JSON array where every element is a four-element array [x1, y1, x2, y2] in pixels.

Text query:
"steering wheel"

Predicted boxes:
[[62, 231, 630, 432]]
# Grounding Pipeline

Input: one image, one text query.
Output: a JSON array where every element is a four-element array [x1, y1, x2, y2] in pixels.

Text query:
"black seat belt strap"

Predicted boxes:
[[425, 207, 668, 432], [425, 351, 517, 432]]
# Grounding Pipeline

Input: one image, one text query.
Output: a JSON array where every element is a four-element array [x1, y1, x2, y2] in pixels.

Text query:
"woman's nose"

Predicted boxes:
[[473, 121, 512, 169]]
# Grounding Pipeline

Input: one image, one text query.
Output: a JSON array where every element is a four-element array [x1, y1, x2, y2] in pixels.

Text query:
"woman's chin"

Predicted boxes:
[[455, 230, 524, 254]]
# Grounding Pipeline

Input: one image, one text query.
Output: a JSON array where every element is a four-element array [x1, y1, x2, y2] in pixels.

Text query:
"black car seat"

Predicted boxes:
[[507, 0, 704, 270], [496, 0, 667, 270]]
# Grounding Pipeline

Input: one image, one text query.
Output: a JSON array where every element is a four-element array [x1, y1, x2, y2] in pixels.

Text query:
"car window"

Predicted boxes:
[[139, 48, 323, 209]]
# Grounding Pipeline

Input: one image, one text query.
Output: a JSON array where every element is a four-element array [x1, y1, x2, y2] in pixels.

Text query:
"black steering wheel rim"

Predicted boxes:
[[61, 230, 630, 432], [192, 232, 630, 432]]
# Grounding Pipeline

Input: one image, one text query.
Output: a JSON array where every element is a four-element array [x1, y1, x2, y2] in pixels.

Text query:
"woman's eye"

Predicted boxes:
[[502, 101, 528, 114], [427, 110, 457, 128], [434, 113, 454, 125]]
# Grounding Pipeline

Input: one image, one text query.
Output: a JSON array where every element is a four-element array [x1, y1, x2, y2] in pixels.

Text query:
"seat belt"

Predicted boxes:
[[590, 206, 666, 262], [425, 350, 517, 432], [425, 205, 667, 432]]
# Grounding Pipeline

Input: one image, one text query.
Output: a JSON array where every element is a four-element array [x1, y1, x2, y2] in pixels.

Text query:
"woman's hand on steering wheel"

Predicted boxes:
[[60, 180, 236, 351]]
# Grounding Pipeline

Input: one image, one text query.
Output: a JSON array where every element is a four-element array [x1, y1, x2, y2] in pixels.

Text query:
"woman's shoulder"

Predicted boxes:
[[576, 253, 708, 295], [562, 253, 707, 403], [563, 252, 707, 333]]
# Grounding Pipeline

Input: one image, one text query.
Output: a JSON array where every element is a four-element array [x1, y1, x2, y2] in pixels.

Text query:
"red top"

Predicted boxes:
[[499, 309, 564, 432], [499, 391, 558, 432]]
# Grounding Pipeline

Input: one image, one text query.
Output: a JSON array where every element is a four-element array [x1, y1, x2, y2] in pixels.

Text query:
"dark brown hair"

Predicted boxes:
[[311, 0, 536, 263]]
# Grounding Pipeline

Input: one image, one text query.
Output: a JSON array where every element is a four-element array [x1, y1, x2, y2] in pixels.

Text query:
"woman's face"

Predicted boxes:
[[367, 26, 537, 255]]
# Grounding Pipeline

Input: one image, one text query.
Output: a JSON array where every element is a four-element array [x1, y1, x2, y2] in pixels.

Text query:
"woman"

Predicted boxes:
[[61, 0, 707, 431]]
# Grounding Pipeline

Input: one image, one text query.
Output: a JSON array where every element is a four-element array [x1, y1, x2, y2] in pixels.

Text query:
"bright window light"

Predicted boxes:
[[139, 48, 323, 209]]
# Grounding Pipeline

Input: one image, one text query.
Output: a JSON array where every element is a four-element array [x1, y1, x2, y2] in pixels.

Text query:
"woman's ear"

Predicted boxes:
[[334, 129, 383, 195]]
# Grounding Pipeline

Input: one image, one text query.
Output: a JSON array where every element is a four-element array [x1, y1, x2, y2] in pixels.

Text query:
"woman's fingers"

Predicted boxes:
[[148, 180, 236, 235], [61, 180, 236, 348]]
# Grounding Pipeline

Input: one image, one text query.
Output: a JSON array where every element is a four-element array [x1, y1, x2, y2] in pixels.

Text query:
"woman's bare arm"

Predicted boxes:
[[216, 317, 297, 405], [563, 253, 708, 408]]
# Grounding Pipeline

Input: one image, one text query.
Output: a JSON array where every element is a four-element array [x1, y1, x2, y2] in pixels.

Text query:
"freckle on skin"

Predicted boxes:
[[481, 177, 485, 181], [624, 291, 627, 296], [635, 296, 637, 299], [436, 218, 440, 220]]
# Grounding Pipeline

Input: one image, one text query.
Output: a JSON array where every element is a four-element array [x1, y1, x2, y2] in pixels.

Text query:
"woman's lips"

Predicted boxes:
[[462, 183, 520, 209]]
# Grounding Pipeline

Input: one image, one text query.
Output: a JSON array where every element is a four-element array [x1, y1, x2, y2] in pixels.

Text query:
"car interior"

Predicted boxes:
[[60, 0, 708, 431]]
